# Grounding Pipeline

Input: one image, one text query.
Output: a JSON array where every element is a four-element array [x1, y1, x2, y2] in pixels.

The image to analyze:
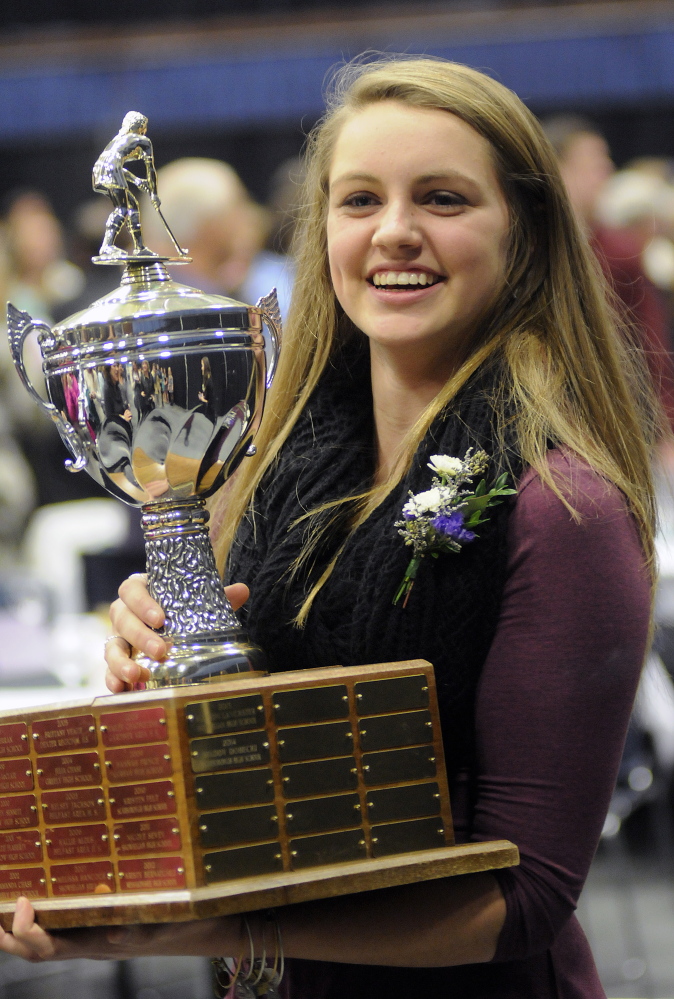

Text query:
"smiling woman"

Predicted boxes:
[[2, 54, 661, 999]]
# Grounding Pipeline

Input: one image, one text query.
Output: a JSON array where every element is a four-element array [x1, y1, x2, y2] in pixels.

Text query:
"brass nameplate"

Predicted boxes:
[[272, 685, 349, 726], [190, 731, 270, 774], [362, 746, 437, 786], [114, 817, 181, 855], [46, 824, 109, 860], [355, 674, 429, 716], [0, 723, 28, 757], [0, 759, 33, 793], [194, 768, 274, 810], [32, 715, 97, 753], [358, 710, 433, 752], [36, 753, 100, 790], [0, 794, 37, 830], [290, 829, 366, 869], [118, 857, 185, 891], [105, 744, 172, 783], [199, 805, 278, 848], [372, 817, 446, 857], [41, 788, 106, 825], [277, 722, 353, 763], [0, 830, 42, 864], [185, 695, 264, 738], [109, 781, 176, 819], [0, 867, 46, 900], [284, 792, 361, 836], [204, 842, 283, 883], [50, 861, 114, 896], [366, 782, 441, 823], [100, 707, 167, 747], [281, 757, 357, 798]]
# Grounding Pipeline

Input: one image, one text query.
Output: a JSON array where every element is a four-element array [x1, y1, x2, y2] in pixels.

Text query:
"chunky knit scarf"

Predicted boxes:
[[228, 342, 522, 771]]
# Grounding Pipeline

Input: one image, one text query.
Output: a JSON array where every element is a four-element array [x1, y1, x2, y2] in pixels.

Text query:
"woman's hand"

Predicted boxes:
[[0, 896, 242, 963], [105, 574, 250, 693]]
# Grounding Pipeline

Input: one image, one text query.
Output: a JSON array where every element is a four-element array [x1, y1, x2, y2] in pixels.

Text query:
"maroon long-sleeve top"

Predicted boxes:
[[285, 450, 652, 998]]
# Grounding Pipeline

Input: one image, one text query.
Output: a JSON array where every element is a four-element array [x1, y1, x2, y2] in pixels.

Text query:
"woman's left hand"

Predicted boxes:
[[0, 897, 241, 963]]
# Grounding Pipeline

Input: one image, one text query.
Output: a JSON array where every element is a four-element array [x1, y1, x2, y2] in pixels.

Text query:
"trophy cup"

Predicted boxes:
[[7, 111, 281, 687]]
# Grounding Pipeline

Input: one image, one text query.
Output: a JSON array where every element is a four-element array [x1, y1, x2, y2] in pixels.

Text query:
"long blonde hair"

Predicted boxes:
[[212, 55, 660, 615]]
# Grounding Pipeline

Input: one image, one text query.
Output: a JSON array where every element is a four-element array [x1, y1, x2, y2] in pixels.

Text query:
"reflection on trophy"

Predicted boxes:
[[7, 111, 282, 687]]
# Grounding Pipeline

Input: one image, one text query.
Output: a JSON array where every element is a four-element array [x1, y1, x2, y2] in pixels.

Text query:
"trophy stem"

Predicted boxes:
[[137, 498, 266, 687]]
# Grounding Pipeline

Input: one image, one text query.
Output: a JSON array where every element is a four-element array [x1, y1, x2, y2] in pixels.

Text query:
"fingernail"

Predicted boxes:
[[148, 610, 164, 627], [121, 667, 137, 683], [149, 639, 164, 659]]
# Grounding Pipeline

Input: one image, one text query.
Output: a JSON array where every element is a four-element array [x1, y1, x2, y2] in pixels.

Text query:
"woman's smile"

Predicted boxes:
[[327, 100, 510, 371]]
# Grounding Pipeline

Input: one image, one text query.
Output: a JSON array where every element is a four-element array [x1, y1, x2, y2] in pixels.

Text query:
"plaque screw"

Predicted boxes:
[[429, 757, 436, 762], [367, 802, 374, 808], [346, 732, 353, 739], [200, 824, 207, 831], [186, 714, 194, 721], [109, 798, 115, 804], [97, 798, 104, 805], [205, 864, 212, 872], [36, 769, 43, 775], [39, 878, 45, 884], [362, 765, 370, 772], [21, 734, 27, 741], [113, 834, 120, 840], [359, 839, 365, 846], [354, 804, 361, 811], [273, 704, 280, 710], [191, 751, 198, 757], [358, 731, 365, 737], [30, 805, 37, 812], [100, 725, 107, 732], [41, 803, 47, 809], [94, 763, 100, 769], [282, 777, 289, 782], [167, 791, 174, 797], [105, 761, 112, 768], [286, 813, 293, 820], [437, 829, 443, 835], [263, 742, 269, 749], [278, 740, 285, 746], [101, 834, 108, 841], [51, 877, 57, 883], [372, 837, 379, 844], [356, 694, 363, 700], [342, 696, 348, 702], [426, 722, 433, 728], [118, 872, 124, 879], [107, 872, 114, 879], [177, 867, 184, 874], [159, 718, 166, 725], [291, 850, 297, 857], [32, 733, 39, 739], [163, 755, 170, 761], [271, 815, 278, 823], [172, 828, 179, 834], [275, 853, 282, 860], [422, 686, 429, 692], [45, 839, 51, 845], [433, 793, 440, 799]]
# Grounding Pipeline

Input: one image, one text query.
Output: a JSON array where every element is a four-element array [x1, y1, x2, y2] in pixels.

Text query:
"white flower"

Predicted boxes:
[[403, 486, 445, 518], [428, 454, 464, 477]]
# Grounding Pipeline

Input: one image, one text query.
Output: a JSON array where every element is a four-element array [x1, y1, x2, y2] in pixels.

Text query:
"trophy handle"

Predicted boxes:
[[6, 303, 89, 472], [255, 288, 283, 388]]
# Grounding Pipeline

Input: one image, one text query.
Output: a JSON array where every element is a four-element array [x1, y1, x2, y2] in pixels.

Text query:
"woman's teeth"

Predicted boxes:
[[372, 271, 441, 287]]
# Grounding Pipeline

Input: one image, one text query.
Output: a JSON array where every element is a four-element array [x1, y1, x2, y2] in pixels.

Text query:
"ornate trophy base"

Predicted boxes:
[[140, 498, 265, 688]]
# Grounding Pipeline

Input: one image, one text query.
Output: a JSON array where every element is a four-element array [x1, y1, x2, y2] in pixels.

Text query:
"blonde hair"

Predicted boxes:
[[212, 55, 660, 619]]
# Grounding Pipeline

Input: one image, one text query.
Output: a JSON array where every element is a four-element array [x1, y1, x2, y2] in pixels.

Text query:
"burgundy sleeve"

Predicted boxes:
[[471, 451, 652, 961]]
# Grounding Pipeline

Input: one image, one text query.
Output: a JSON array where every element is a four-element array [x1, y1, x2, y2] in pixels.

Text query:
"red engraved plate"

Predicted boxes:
[[42, 788, 106, 825], [0, 723, 28, 757], [0, 759, 33, 793], [105, 744, 173, 784], [0, 794, 37, 830], [118, 856, 186, 892], [109, 781, 176, 819], [114, 817, 181, 855], [100, 707, 167, 747], [50, 861, 115, 896], [46, 824, 109, 860], [32, 715, 96, 753], [37, 753, 100, 790], [0, 867, 46, 900], [0, 830, 42, 864]]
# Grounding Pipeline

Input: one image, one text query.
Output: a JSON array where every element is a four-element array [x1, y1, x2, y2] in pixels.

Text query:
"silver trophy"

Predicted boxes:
[[6, 112, 281, 687]]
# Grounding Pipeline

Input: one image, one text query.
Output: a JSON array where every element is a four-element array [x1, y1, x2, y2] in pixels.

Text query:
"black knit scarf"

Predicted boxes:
[[228, 341, 522, 772]]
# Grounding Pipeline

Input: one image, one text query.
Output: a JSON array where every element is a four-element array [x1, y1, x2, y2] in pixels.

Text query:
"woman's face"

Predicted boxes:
[[327, 101, 511, 370]]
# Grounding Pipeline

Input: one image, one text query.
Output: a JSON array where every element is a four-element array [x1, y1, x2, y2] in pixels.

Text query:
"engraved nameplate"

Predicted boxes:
[[114, 817, 181, 855], [281, 757, 358, 799], [185, 695, 264, 738], [118, 857, 185, 891], [355, 674, 429, 716], [277, 722, 353, 764], [195, 769, 274, 810], [366, 782, 440, 823], [32, 715, 97, 753], [290, 829, 366, 869], [204, 842, 283, 883], [284, 793, 361, 836], [371, 817, 446, 857], [190, 731, 270, 774], [0, 794, 37, 830], [100, 707, 167, 747], [272, 685, 348, 726], [362, 746, 437, 786], [198, 805, 278, 848], [41, 788, 106, 825], [0, 759, 32, 793], [0, 830, 42, 864], [36, 753, 100, 790], [0, 867, 46, 900], [105, 744, 172, 783], [46, 824, 109, 860], [50, 861, 114, 896], [358, 711, 433, 752], [108, 781, 176, 819], [0, 723, 28, 757]]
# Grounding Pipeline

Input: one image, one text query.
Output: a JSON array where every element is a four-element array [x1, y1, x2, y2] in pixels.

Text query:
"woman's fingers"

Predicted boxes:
[[0, 897, 57, 962], [224, 582, 250, 612]]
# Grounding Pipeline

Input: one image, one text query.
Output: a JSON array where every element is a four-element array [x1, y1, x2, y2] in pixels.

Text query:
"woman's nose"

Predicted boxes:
[[371, 202, 421, 252]]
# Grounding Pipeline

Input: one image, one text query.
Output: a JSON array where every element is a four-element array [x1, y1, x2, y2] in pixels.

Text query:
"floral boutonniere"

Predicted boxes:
[[393, 449, 517, 607]]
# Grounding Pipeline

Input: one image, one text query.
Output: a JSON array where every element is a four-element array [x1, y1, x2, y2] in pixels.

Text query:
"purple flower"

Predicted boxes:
[[432, 510, 476, 542]]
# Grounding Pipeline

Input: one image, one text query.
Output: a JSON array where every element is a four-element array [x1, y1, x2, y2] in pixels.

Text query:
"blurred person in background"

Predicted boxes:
[[542, 115, 674, 446]]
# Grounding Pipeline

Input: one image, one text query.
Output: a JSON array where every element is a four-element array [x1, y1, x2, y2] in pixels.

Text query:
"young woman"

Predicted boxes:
[[0, 57, 657, 998]]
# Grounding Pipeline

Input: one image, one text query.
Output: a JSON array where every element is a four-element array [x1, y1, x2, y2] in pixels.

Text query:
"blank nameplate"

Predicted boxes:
[[358, 711, 433, 752], [355, 675, 429, 716], [371, 817, 446, 857], [195, 768, 274, 810], [362, 746, 437, 786], [284, 793, 361, 836], [272, 685, 349, 726], [366, 782, 441, 823], [199, 804, 278, 848], [277, 722, 353, 763], [290, 829, 366, 869], [281, 757, 358, 798], [204, 842, 283, 883]]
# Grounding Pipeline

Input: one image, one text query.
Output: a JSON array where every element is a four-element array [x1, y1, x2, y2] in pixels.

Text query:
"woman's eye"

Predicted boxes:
[[342, 193, 378, 209], [426, 191, 467, 208]]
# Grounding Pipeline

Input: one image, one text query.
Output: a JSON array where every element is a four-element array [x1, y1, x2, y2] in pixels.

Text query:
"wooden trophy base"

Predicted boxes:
[[0, 660, 518, 930]]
